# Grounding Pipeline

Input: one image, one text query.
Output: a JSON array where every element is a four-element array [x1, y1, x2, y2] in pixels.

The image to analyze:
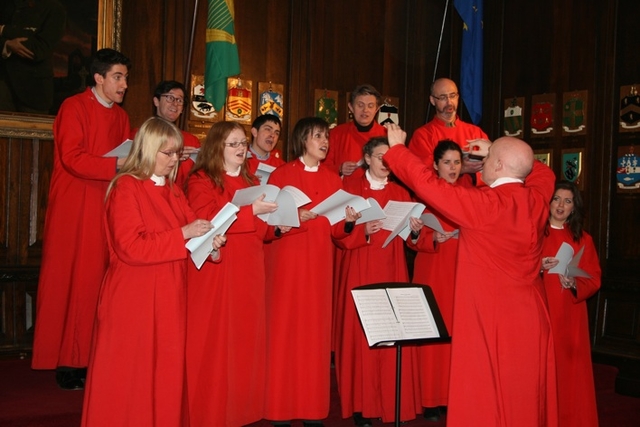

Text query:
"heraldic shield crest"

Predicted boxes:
[[226, 78, 252, 124], [259, 82, 284, 119], [617, 146, 640, 190], [563, 90, 588, 135], [620, 85, 640, 132], [503, 97, 524, 137], [562, 151, 583, 184], [315, 89, 339, 128]]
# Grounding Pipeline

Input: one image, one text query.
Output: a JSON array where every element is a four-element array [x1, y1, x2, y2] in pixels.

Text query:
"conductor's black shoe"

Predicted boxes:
[[55, 367, 84, 390], [423, 406, 441, 422], [302, 422, 324, 427], [353, 412, 373, 427]]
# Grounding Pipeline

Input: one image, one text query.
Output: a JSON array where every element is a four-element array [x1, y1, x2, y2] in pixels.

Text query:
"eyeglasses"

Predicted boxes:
[[224, 140, 249, 148], [160, 94, 185, 105], [159, 149, 183, 158], [431, 92, 459, 102], [369, 153, 385, 161]]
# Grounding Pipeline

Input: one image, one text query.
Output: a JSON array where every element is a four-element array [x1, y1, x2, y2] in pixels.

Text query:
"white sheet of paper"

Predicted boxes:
[[185, 202, 239, 270], [548, 242, 591, 278], [356, 198, 386, 225], [420, 213, 459, 239], [351, 287, 440, 347], [231, 184, 310, 227], [310, 189, 371, 225], [103, 139, 133, 158], [381, 201, 425, 248], [255, 162, 277, 185]]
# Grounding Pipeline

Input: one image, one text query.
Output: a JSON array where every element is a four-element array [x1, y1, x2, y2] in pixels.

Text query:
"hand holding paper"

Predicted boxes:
[[547, 242, 591, 278], [186, 202, 239, 270]]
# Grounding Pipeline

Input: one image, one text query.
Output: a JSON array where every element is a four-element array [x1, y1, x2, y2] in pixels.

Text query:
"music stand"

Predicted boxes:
[[351, 282, 451, 427]]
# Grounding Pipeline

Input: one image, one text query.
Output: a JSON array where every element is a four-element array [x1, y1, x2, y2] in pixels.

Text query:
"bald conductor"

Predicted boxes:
[[382, 124, 559, 427]]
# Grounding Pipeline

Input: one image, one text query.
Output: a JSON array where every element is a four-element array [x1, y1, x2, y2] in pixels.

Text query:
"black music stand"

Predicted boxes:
[[351, 282, 451, 427]]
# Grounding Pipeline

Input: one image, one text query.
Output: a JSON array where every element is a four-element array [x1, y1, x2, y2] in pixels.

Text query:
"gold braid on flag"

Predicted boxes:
[[206, 29, 236, 44]]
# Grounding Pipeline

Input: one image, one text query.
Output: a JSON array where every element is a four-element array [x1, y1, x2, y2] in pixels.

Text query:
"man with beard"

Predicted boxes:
[[324, 84, 386, 180], [409, 78, 488, 185]]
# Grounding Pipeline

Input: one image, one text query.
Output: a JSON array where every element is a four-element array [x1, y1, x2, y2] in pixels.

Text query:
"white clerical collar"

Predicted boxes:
[[365, 170, 388, 190], [151, 174, 166, 186], [550, 223, 564, 230], [300, 156, 319, 172], [490, 176, 523, 188], [91, 87, 114, 108], [225, 166, 241, 177]]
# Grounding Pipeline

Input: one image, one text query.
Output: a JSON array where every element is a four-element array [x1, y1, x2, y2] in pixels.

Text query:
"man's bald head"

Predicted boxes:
[[481, 137, 534, 185]]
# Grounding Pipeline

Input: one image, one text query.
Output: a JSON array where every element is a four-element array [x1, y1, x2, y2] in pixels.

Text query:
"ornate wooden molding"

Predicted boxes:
[[0, 113, 53, 139]]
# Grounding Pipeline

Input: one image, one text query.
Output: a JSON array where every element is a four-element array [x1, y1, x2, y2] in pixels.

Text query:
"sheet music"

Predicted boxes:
[[351, 287, 441, 346]]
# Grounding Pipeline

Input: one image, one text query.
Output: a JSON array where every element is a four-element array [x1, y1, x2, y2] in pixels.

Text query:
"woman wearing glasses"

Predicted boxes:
[[407, 139, 468, 422], [81, 117, 224, 427], [334, 136, 423, 426], [264, 117, 359, 427], [184, 121, 282, 426]]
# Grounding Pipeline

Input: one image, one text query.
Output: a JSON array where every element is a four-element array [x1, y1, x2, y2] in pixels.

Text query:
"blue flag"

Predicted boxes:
[[454, 0, 483, 125], [205, 0, 241, 111]]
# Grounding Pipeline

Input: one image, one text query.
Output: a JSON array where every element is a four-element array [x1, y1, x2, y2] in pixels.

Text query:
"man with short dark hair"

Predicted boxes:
[[324, 84, 386, 179], [31, 48, 132, 390], [247, 113, 284, 175]]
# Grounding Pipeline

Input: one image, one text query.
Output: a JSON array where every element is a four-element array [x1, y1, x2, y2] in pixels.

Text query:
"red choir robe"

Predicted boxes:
[[247, 147, 286, 176], [407, 209, 460, 409], [542, 226, 601, 427], [185, 170, 274, 427], [81, 176, 196, 427], [131, 127, 200, 188], [32, 87, 130, 369], [385, 145, 559, 427], [324, 121, 386, 177], [408, 116, 488, 186], [264, 159, 349, 421], [334, 173, 422, 422]]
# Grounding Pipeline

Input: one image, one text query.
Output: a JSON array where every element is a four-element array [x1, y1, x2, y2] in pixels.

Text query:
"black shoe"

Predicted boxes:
[[353, 412, 373, 427], [423, 407, 441, 422], [303, 422, 324, 427], [55, 367, 84, 390]]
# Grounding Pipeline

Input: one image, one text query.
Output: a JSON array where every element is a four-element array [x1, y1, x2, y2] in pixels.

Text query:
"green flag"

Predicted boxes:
[[205, 0, 240, 111]]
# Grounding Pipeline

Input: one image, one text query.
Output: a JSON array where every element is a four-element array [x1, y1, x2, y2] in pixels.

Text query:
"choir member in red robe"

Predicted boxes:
[[247, 114, 285, 177], [264, 117, 359, 426], [324, 84, 386, 178], [406, 140, 468, 421], [185, 121, 284, 427], [541, 181, 601, 427], [383, 124, 559, 427], [408, 78, 488, 186], [31, 49, 131, 389], [81, 117, 224, 427], [334, 137, 423, 425], [131, 80, 201, 188]]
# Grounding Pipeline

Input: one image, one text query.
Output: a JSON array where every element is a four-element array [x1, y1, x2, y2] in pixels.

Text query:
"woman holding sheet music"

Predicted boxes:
[[81, 117, 224, 427], [406, 139, 468, 421], [540, 181, 601, 426], [264, 117, 359, 426], [184, 121, 285, 426], [334, 136, 423, 425]]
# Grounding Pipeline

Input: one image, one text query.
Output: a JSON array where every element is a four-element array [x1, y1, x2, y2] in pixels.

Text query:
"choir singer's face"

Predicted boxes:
[[303, 126, 329, 164], [155, 138, 181, 177], [222, 128, 249, 171], [434, 149, 462, 184], [365, 145, 390, 181]]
